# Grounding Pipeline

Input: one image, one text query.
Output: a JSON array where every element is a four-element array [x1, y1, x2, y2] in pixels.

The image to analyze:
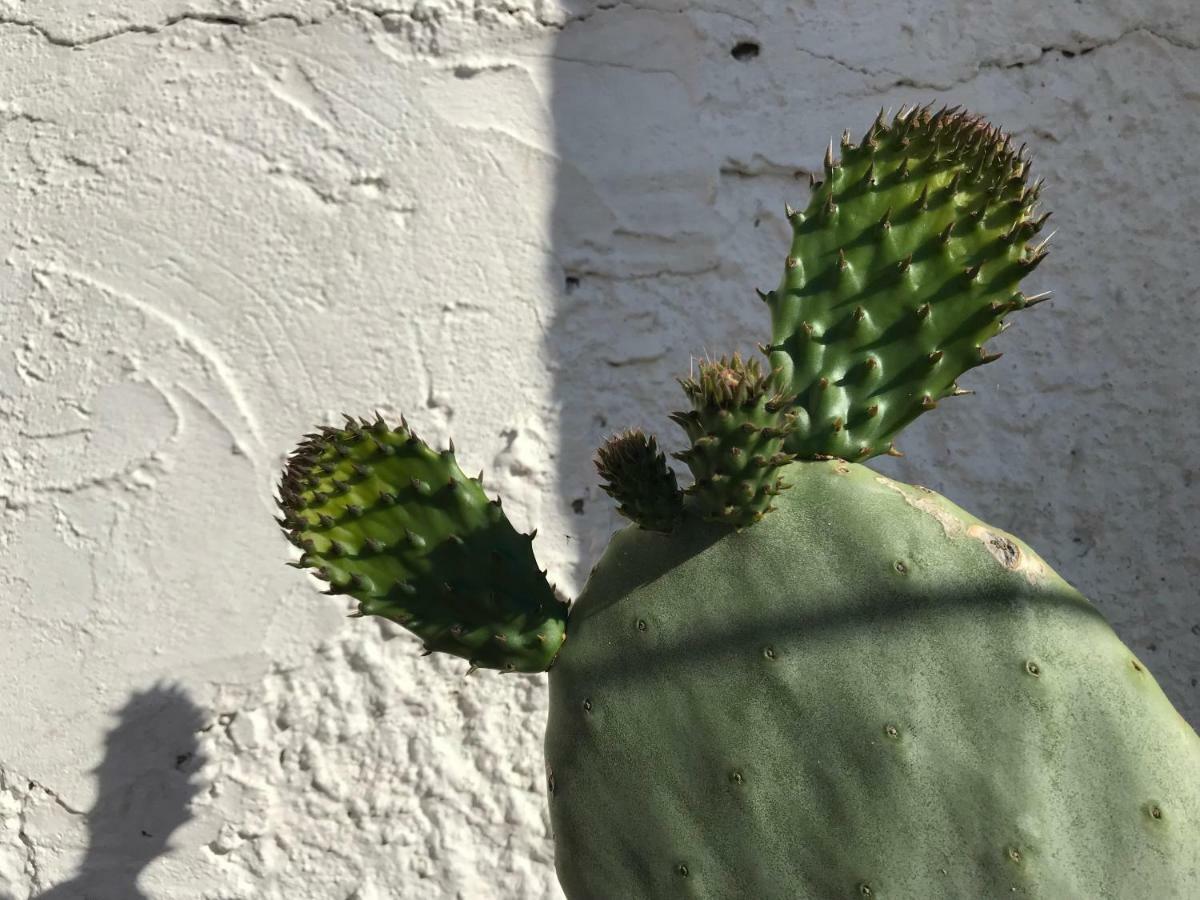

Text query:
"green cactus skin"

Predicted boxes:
[[545, 460, 1200, 899], [669, 353, 798, 529], [276, 414, 567, 673], [764, 104, 1052, 462], [595, 429, 684, 533]]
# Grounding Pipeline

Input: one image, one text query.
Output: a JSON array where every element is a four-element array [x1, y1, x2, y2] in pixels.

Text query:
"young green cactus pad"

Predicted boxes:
[[274, 105, 1199, 897], [277, 414, 567, 673], [670, 353, 797, 529], [764, 105, 1051, 461], [594, 429, 683, 533]]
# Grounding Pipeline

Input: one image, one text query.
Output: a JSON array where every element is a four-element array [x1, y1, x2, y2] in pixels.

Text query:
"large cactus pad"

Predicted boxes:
[[546, 460, 1199, 898]]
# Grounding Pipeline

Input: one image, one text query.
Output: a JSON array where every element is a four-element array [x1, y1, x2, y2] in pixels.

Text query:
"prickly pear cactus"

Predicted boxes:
[[275, 104, 1199, 899]]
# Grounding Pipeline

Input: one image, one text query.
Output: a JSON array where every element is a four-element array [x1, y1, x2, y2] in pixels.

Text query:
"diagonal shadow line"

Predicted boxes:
[[566, 578, 1106, 687], [32, 683, 207, 900]]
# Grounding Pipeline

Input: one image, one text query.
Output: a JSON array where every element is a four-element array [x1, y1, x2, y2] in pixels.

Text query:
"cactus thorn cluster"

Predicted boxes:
[[594, 429, 683, 533], [669, 352, 798, 529]]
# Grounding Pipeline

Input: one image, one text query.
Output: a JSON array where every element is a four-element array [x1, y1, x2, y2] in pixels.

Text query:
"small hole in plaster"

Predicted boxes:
[[731, 41, 760, 61]]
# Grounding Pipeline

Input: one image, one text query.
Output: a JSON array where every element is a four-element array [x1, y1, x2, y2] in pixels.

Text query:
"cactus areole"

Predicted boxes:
[[276, 105, 1199, 898]]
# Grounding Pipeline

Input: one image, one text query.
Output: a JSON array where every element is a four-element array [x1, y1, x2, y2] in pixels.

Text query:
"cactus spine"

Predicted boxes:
[[274, 105, 1199, 898]]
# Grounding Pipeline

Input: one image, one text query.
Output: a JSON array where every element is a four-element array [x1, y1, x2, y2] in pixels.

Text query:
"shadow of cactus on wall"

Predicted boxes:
[[32, 684, 206, 900]]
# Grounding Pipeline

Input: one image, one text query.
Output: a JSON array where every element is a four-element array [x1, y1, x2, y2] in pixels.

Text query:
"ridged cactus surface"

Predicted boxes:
[[765, 106, 1051, 461], [670, 354, 797, 529], [545, 461, 1199, 899], [277, 414, 567, 673]]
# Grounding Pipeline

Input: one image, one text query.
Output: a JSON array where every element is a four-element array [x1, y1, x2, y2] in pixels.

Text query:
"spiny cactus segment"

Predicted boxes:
[[669, 352, 797, 529], [594, 429, 683, 533], [763, 103, 1053, 461], [275, 413, 567, 673]]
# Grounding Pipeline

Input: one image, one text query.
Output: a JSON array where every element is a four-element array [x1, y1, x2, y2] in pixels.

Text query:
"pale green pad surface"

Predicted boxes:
[[545, 460, 1199, 899]]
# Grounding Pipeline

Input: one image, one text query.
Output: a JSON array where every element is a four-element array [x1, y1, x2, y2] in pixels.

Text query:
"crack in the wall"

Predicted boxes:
[[16, 821, 40, 895], [3, 1, 1193, 92], [0, 0, 760, 51], [1, 767, 38, 893], [720, 156, 814, 181], [0, 2, 562, 49], [2, 765, 88, 895], [731, 24, 1200, 97], [19, 774, 86, 818], [1050, 26, 1199, 56], [556, 0, 756, 30], [564, 261, 720, 281], [889, 26, 1200, 91], [0, 109, 57, 126], [0, 10, 314, 48]]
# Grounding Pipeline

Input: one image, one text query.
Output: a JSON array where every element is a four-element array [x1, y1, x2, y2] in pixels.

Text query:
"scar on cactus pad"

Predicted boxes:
[[277, 105, 1198, 899]]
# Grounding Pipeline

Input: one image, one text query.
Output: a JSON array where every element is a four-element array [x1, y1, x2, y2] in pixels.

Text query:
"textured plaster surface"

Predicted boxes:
[[1, 1, 1197, 897]]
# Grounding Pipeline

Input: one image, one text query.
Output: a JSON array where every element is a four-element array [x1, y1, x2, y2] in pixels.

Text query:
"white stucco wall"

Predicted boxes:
[[1, 1, 1196, 897]]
